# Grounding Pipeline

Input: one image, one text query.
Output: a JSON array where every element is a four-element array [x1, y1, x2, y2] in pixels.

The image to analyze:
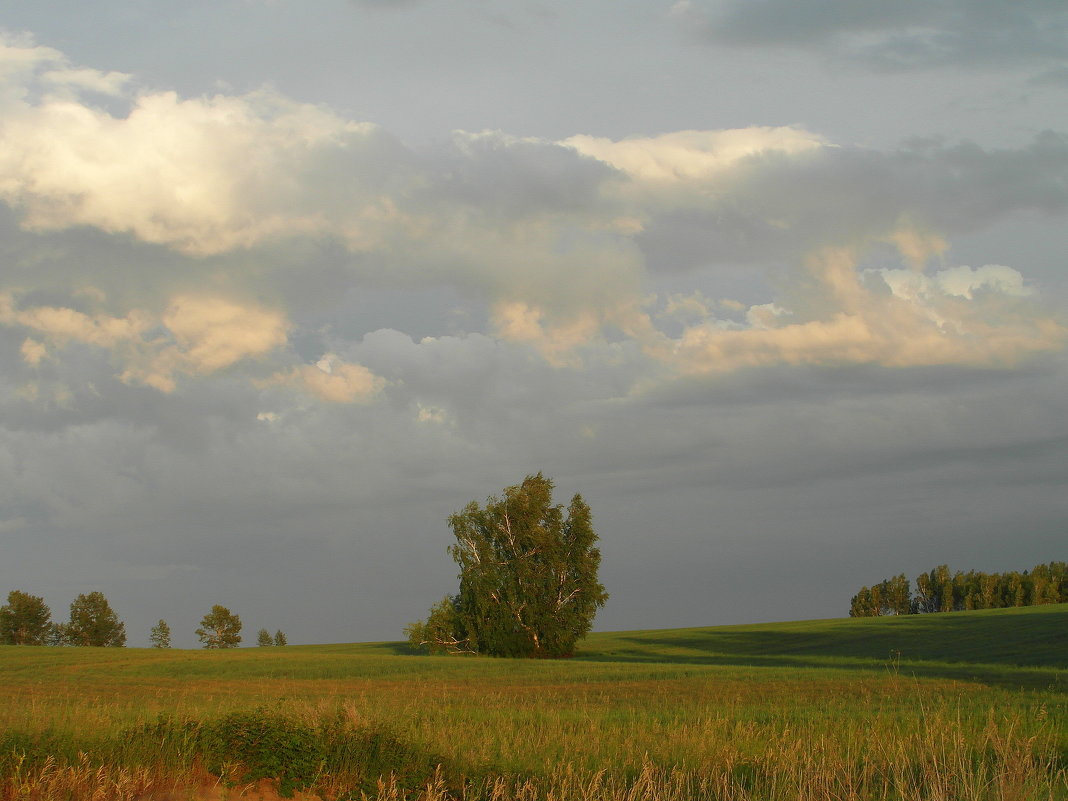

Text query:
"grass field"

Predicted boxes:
[[2, 604, 1066, 799]]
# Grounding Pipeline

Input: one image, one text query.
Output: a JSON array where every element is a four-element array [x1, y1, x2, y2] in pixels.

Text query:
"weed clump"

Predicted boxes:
[[128, 707, 457, 798]]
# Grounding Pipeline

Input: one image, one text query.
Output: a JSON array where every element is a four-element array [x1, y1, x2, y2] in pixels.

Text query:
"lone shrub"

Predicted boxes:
[[190, 708, 455, 798]]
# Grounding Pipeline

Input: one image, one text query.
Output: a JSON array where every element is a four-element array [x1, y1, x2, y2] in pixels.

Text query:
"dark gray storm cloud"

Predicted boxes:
[[690, 0, 1068, 70]]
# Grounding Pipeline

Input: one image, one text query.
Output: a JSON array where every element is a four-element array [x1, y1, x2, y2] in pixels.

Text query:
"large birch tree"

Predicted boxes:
[[408, 473, 607, 658]]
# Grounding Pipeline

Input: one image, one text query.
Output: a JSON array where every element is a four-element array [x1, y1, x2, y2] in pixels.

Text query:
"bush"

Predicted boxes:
[[128, 708, 458, 799], [203, 709, 321, 797]]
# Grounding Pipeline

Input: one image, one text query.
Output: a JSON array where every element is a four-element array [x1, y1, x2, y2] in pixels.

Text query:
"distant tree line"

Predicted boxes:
[[0, 590, 286, 648], [849, 562, 1068, 617]]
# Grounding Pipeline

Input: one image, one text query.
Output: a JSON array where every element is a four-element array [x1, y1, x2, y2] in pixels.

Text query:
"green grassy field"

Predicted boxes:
[[2, 604, 1066, 799]]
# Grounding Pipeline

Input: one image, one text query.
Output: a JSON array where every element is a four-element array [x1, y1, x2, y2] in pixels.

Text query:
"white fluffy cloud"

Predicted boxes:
[[0, 33, 414, 255], [0, 88, 394, 255]]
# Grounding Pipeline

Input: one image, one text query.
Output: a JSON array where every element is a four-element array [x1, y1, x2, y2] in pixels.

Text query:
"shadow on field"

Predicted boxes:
[[571, 607, 1068, 693], [575, 643, 1066, 693]]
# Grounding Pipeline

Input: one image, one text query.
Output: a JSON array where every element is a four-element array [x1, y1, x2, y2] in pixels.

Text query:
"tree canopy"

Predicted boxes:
[[150, 619, 172, 648], [63, 591, 127, 647], [196, 605, 242, 648], [408, 473, 607, 658], [0, 590, 52, 646], [850, 561, 1068, 616]]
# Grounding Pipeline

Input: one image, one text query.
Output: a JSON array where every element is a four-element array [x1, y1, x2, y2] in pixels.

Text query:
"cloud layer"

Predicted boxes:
[[680, 0, 1068, 70], [0, 31, 1063, 403]]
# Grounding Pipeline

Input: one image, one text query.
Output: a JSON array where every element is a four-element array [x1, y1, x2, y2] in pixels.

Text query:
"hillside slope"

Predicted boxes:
[[575, 604, 1068, 682]]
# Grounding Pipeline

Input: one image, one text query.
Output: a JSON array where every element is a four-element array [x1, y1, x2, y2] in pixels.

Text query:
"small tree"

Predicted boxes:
[[196, 605, 242, 648], [65, 591, 126, 647], [0, 590, 53, 645], [409, 473, 607, 658], [150, 620, 171, 648], [273, 630, 287, 646], [257, 628, 273, 647], [883, 574, 912, 615], [848, 586, 876, 617], [914, 571, 937, 613], [406, 596, 474, 654]]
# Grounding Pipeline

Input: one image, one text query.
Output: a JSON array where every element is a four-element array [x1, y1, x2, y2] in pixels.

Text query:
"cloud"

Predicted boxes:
[[1031, 65, 1068, 86], [19, 338, 47, 366], [1, 291, 291, 394], [562, 127, 829, 183], [268, 354, 386, 404], [490, 301, 602, 366], [885, 264, 1033, 301], [40, 67, 131, 97], [0, 33, 1064, 390], [632, 132, 1068, 272], [0, 294, 150, 348], [684, 0, 1068, 70], [667, 244, 1065, 374], [161, 296, 289, 374], [0, 32, 63, 85], [0, 34, 411, 256], [0, 87, 403, 255], [351, 0, 427, 8]]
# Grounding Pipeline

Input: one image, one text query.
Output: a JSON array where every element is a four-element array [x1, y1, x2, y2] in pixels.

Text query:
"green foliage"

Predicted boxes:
[[196, 605, 242, 648], [411, 473, 607, 658], [851, 561, 1068, 616], [848, 586, 875, 617], [63, 591, 126, 647], [274, 630, 287, 646], [406, 596, 471, 655], [47, 622, 70, 646], [171, 707, 454, 798], [203, 708, 322, 797], [150, 619, 171, 648], [0, 590, 52, 645], [849, 574, 910, 617], [257, 628, 273, 647]]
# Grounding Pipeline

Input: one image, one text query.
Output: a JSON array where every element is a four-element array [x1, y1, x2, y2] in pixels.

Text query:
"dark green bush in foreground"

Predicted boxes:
[[2, 708, 459, 799], [182, 708, 454, 798]]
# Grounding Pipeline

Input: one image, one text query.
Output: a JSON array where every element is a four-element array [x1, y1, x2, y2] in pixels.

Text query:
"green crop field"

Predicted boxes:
[[2, 604, 1067, 800]]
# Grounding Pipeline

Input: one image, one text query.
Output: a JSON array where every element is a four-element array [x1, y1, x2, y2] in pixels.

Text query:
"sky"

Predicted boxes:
[[0, 0, 1066, 648]]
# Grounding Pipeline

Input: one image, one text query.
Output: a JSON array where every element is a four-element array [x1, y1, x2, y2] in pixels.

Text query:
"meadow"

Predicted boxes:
[[2, 604, 1066, 800]]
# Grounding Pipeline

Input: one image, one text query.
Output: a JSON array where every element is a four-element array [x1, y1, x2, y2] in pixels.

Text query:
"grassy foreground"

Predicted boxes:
[[1, 604, 1066, 800]]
